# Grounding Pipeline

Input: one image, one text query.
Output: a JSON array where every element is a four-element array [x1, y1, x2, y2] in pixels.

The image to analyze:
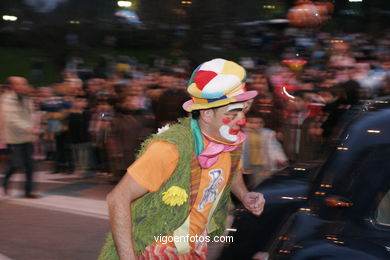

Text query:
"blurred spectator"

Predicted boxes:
[[1, 77, 38, 198], [319, 87, 348, 141], [247, 73, 279, 130], [331, 56, 363, 105], [40, 86, 72, 172], [89, 99, 114, 173], [63, 71, 83, 91], [68, 96, 91, 173], [31, 97, 47, 161], [242, 115, 288, 189], [128, 81, 153, 116], [298, 110, 324, 162], [107, 95, 143, 182], [0, 85, 7, 164], [86, 78, 107, 109], [153, 75, 189, 128], [281, 90, 311, 162]]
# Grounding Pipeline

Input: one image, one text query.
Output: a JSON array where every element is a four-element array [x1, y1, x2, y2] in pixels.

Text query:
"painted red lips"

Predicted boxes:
[[229, 128, 240, 135]]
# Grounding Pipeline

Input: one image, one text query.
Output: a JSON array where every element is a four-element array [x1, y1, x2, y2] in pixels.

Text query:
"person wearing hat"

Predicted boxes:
[[100, 58, 265, 259]]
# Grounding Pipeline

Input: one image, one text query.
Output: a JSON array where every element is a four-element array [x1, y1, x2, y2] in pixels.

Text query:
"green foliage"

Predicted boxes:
[[98, 233, 119, 260], [0, 47, 61, 85]]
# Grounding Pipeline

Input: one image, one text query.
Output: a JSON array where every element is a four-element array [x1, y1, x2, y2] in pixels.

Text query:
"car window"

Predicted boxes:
[[376, 189, 390, 226], [315, 106, 362, 166], [333, 145, 387, 195]]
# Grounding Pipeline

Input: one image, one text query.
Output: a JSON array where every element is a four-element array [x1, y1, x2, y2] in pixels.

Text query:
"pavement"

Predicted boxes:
[[0, 170, 111, 219], [0, 164, 113, 260], [0, 162, 228, 260]]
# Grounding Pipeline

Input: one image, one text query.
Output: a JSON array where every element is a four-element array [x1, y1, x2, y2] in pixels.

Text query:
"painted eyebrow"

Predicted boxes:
[[226, 108, 243, 112], [226, 103, 245, 112]]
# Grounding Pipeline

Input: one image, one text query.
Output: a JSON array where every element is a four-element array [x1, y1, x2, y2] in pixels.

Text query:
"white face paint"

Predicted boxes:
[[219, 125, 238, 142], [218, 103, 245, 142]]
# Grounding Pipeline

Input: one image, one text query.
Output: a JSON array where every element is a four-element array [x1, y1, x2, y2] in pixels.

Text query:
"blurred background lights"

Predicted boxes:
[[115, 10, 141, 24], [2, 15, 18, 21], [367, 130, 381, 133], [117, 1, 132, 8], [349, 0, 363, 2]]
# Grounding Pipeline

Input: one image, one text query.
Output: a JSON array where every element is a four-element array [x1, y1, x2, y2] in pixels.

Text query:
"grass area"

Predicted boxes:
[[0, 46, 178, 86], [0, 45, 267, 86], [0, 47, 62, 86]]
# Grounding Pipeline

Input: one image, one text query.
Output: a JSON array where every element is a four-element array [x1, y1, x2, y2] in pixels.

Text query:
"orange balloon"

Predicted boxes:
[[315, 2, 334, 14], [288, 3, 324, 29], [296, 0, 313, 4], [323, 2, 334, 14], [287, 1, 333, 29]]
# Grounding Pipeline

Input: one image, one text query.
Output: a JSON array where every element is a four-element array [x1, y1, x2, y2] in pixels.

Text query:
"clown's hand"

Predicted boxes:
[[242, 192, 265, 216]]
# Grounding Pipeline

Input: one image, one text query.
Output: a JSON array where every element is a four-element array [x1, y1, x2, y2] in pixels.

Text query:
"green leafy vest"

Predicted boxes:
[[99, 118, 242, 259]]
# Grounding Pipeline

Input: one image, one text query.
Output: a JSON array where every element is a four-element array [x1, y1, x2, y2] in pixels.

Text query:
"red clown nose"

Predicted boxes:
[[236, 117, 246, 126]]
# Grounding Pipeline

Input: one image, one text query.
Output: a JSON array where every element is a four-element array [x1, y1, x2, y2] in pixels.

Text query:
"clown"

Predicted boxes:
[[100, 58, 265, 259]]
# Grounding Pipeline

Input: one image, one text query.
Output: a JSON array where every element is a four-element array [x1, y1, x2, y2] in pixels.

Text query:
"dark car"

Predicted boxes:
[[219, 98, 390, 260], [268, 98, 390, 259]]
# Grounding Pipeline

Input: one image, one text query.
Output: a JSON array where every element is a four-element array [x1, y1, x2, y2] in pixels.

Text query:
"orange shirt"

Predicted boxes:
[[127, 139, 233, 248], [128, 140, 179, 193]]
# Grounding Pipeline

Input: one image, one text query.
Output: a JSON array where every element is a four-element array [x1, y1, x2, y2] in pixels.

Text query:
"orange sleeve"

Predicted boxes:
[[127, 141, 179, 192]]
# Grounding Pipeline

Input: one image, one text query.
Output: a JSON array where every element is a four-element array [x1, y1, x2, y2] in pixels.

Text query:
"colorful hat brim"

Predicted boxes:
[[182, 90, 258, 112]]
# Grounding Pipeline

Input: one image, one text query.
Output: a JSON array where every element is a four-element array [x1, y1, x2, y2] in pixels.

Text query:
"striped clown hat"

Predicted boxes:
[[183, 58, 258, 112]]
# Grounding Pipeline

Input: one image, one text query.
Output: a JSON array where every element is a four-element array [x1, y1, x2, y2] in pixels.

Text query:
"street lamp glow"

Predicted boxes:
[[2, 15, 18, 21], [117, 1, 132, 8]]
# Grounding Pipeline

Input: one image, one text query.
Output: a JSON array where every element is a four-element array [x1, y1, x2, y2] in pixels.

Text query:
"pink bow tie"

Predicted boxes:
[[198, 132, 246, 169]]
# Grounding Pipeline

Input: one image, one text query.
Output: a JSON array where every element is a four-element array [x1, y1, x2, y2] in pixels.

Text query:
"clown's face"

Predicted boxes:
[[209, 101, 251, 143]]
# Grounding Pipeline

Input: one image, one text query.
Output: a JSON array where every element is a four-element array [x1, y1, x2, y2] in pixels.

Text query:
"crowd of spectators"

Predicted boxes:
[[2, 28, 390, 185]]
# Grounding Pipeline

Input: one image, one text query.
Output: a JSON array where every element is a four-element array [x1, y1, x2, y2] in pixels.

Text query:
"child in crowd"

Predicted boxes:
[[242, 115, 288, 189]]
